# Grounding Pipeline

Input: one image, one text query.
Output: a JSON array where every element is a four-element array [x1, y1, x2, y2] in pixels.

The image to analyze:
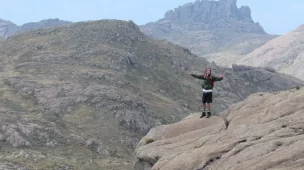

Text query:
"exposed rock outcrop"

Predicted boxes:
[[85, 139, 111, 156], [134, 87, 304, 170], [0, 122, 62, 148]]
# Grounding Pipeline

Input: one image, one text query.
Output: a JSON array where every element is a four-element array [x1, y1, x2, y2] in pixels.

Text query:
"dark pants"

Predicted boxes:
[[202, 92, 213, 104]]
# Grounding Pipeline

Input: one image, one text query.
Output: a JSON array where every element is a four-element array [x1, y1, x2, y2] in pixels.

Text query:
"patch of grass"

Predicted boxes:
[[63, 105, 95, 125]]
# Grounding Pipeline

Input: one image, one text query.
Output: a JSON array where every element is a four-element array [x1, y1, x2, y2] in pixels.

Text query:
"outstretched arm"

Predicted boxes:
[[213, 75, 224, 81], [191, 74, 206, 80], [186, 72, 206, 80]]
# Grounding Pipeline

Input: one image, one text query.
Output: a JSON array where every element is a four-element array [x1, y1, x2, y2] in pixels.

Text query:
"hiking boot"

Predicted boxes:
[[206, 112, 211, 118], [200, 111, 206, 118]]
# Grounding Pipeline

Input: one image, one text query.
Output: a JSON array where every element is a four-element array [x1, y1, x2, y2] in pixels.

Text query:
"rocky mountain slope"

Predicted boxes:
[[238, 25, 304, 80], [0, 18, 71, 39], [134, 86, 304, 170], [0, 19, 22, 39], [140, 0, 276, 67], [0, 20, 302, 169]]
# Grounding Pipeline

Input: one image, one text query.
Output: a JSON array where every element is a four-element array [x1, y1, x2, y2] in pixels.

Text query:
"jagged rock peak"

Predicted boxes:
[[164, 0, 253, 23]]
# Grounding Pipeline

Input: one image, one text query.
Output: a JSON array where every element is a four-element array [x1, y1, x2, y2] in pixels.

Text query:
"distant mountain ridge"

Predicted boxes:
[[140, 0, 276, 67], [0, 18, 71, 39], [161, 0, 264, 33]]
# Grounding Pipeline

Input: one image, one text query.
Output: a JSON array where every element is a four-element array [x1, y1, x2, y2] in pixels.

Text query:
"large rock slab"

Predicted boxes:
[[134, 87, 304, 170]]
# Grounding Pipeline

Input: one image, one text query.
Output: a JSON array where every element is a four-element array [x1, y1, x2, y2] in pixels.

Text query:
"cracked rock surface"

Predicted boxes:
[[134, 87, 304, 170]]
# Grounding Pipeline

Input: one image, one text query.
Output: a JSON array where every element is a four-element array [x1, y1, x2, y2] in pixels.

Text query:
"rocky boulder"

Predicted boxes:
[[134, 86, 304, 170]]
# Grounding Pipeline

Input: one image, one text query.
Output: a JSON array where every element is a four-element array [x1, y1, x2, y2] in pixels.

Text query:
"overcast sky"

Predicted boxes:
[[0, 0, 303, 35]]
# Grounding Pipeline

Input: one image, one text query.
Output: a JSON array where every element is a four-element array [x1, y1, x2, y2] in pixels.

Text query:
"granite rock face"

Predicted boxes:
[[134, 87, 304, 170]]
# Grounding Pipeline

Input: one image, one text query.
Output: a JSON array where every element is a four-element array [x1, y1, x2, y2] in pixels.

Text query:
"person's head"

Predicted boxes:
[[205, 68, 211, 76]]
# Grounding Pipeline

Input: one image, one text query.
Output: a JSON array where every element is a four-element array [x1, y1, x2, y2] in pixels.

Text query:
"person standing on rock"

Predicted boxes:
[[187, 68, 224, 118]]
